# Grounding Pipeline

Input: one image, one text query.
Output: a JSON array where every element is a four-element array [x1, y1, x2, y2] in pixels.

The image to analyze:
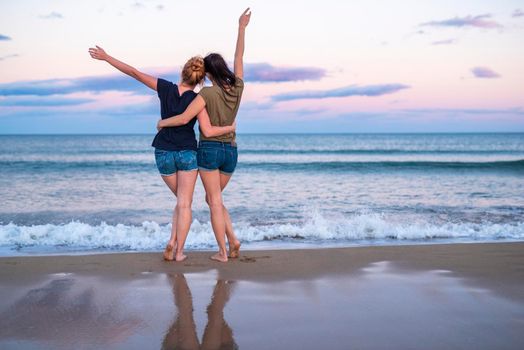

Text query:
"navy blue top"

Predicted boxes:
[[151, 78, 198, 151]]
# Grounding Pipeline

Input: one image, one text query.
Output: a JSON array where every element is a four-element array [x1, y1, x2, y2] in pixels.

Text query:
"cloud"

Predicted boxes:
[[0, 34, 11, 41], [431, 39, 456, 45], [0, 74, 155, 96], [421, 14, 502, 29], [132, 2, 144, 8], [244, 63, 326, 82], [471, 66, 500, 78], [513, 9, 524, 17], [156, 4, 164, 11], [402, 108, 523, 115], [0, 62, 327, 97], [0, 54, 19, 61], [271, 84, 410, 102], [39, 12, 64, 19], [0, 96, 94, 107]]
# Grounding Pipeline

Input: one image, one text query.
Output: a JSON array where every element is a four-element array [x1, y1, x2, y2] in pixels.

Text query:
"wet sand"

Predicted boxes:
[[1, 242, 523, 349]]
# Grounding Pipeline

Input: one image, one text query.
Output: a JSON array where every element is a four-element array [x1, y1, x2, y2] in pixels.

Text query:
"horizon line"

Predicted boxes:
[[1, 132, 523, 136]]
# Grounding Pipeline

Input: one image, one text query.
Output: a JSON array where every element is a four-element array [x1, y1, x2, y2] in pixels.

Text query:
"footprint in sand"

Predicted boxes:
[[240, 256, 256, 263], [239, 256, 270, 263]]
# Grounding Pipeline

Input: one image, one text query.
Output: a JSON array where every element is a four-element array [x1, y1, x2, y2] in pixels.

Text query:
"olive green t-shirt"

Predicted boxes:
[[198, 78, 244, 142]]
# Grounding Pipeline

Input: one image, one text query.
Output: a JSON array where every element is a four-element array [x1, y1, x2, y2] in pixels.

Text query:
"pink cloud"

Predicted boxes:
[[512, 9, 524, 18], [421, 14, 502, 29], [471, 67, 501, 79]]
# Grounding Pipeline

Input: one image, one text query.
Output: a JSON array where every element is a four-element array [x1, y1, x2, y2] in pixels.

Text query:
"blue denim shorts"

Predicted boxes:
[[154, 149, 198, 176], [197, 141, 238, 175]]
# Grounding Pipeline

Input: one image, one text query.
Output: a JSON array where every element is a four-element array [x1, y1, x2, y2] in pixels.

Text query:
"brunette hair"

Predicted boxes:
[[203, 53, 237, 90], [181, 56, 205, 86]]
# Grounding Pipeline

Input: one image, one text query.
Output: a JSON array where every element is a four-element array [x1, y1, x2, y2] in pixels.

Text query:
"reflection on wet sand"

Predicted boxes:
[[162, 274, 238, 350], [1, 243, 523, 349], [0, 277, 143, 347]]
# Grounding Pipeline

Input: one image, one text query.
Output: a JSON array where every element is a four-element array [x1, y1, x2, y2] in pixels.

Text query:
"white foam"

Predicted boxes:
[[1, 211, 523, 253], [231, 211, 524, 241]]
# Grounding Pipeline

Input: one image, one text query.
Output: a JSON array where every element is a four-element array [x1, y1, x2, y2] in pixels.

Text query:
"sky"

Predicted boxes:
[[0, 0, 523, 134]]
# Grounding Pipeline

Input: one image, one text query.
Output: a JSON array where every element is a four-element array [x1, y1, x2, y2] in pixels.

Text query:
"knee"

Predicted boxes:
[[176, 199, 192, 210], [206, 195, 223, 208]]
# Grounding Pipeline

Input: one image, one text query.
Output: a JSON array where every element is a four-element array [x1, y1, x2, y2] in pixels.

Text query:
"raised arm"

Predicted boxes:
[[234, 8, 251, 79], [157, 95, 206, 129], [197, 108, 236, 138], [88, 46, 157, 91]]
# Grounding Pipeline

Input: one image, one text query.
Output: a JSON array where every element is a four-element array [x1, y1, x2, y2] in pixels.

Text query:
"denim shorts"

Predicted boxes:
[[154, 149, 198, 176], [197, 141, 238, 175]]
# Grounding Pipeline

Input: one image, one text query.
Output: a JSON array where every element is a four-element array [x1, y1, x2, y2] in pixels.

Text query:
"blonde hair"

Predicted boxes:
[[181, 56, 205, 86]]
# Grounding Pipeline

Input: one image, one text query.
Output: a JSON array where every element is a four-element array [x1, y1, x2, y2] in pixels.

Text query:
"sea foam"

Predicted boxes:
[[1, 211, 523, 254]]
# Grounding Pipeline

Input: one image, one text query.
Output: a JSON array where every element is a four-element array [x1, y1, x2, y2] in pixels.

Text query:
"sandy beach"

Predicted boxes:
[[2, 0, 523, 348], [1, 242, 523, 349]]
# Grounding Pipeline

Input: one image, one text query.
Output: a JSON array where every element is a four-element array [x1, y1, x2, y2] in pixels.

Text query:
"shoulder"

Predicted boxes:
[[183, 90, 197, 100], [157, 78, 175, 89], [200, 85, 218, 93], [157, 78, 175, 98], [235, 77, 244, 88], [199, 86, 219, 100], [232, 78, 244, 95]]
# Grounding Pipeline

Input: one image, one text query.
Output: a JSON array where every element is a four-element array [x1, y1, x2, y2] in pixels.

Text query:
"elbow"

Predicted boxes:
[[200, 128, 212, 138], [130, 68, 140, 80]]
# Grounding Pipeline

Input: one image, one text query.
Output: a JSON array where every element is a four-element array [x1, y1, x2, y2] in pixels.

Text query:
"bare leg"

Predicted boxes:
[[223, 207, 240, 258], [161, 175, 178, 261], [205, 195, 239, 258], [200, 170, 228, 262], [174, 170, 198, 262], [219, 173, 241, 258]]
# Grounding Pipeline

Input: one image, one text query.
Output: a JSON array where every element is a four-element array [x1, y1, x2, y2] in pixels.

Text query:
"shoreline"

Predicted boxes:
[[2, 237, 523, 258], [2, 241, 523, 299]]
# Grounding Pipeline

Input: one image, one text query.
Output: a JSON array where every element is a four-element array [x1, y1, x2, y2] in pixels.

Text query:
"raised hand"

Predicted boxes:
[[88, 45, 109, 61], [234, 9, 251, 79], [239, 8, 251, 28], [87, 45, 158, 91]]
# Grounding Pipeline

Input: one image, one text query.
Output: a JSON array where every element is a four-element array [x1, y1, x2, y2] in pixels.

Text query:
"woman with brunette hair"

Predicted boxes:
[[157, 8, 251, 262], [88, 48, 235, 262]]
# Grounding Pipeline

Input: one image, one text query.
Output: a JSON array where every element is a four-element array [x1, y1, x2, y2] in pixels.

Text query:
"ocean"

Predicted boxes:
[[0, 133, 523, 255]]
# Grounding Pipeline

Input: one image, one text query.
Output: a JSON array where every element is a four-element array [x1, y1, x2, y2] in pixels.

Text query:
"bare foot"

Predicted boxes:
[[163, 243, 175, 261], [228, 240, 241, 258], [210, 252, 228, 263], [175, 253, 187, 262]]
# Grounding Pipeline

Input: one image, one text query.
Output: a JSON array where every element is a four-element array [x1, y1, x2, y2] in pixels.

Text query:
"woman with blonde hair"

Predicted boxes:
[[88, 47, 235, 262], [157, 8, 251, 262]]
